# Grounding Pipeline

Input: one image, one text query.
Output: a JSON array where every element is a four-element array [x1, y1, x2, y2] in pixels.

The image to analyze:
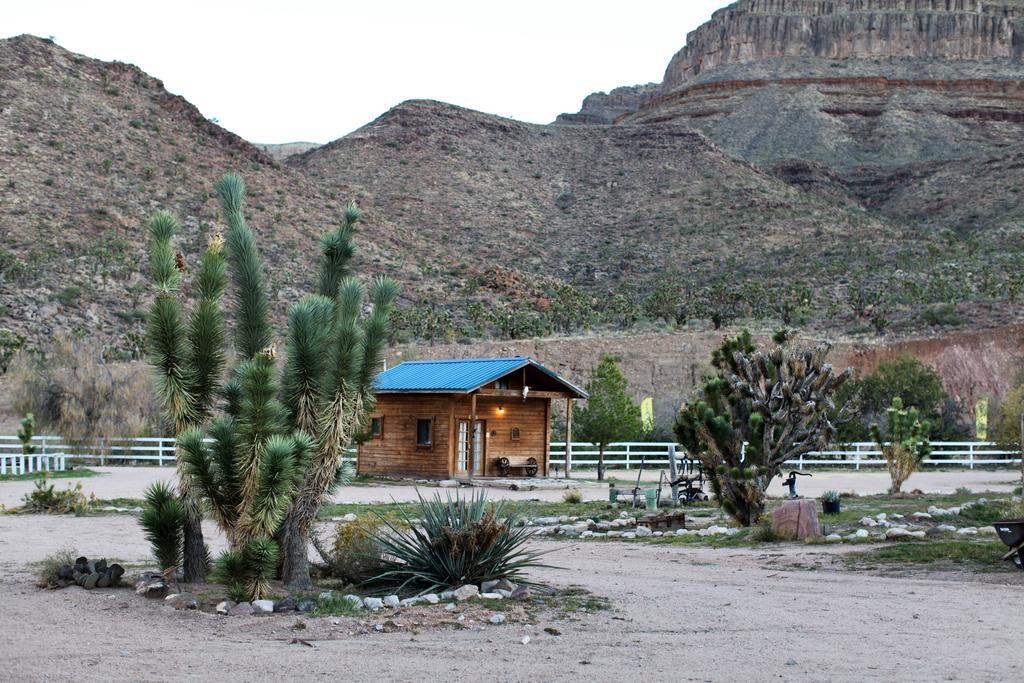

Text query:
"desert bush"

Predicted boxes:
[[750, 519, 779, 543], [35, 548, 77, 588], [139, 481, 185, 570], [326, 518, 388, 583], [8, 336, 160, 447], [20, 477, 91, 514], [365, 492, 548, 593], [836, 354, 966, 441], [562, 489, 583, 505]]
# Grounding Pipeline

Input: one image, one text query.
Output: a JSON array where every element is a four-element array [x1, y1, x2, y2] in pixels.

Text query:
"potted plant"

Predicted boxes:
[[821, 490, 841, 515]]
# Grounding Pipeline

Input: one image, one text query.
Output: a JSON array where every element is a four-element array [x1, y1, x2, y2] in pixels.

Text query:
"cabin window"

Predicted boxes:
[[370, 416, 383, 438], [416, 418, 433, 446], [496, 378, 509, 390], [510, 426, 521, 441]]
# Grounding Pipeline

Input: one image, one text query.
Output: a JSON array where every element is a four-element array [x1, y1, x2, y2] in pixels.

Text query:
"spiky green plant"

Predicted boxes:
[[144, 173, 396, 596], [675, 331, 852, 526], [364, 491, 551, 594], [17, 412, 35, 455], [139, 481, 186, 571], [871, 397, 931, 494]]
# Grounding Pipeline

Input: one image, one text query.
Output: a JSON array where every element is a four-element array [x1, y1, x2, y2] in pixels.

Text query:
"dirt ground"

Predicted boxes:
[[1, 513, 1023, 682], [1, 467, 1020, 509]]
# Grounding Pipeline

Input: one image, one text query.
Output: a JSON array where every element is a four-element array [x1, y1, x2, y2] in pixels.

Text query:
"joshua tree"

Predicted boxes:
[[871, 397, 931, 494], [675, 331, 852, 526], [146, 173, 396, 593], [575, 354, 642, 481]]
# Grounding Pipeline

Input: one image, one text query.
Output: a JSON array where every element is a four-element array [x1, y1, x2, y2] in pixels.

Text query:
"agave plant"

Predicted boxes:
[[365, 491, 550, 594]]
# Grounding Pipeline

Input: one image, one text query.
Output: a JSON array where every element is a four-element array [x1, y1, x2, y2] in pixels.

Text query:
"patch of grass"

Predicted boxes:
[[0, 468, 98, 482], [562, 489, 583, 505], [958, 500, 1024, 526], [310, 594, 364, 617], [843, 540, 1007, 571], [35, 547, 76, 588]]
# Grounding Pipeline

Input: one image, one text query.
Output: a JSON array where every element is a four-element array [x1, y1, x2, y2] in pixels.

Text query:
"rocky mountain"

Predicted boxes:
[[564, 0, 1024, 233], [254, 142, 321, 161], [4, 1, 1024, 370]]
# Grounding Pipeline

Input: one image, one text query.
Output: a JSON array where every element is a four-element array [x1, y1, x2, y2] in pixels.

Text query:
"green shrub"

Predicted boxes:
[[326, 518, 387, 583], [562, 489, 583, 505], [365, 492, 549, 594], [20, 477, 90, 514], [139, 481, 185, 570], [821, 490, 840, 503], [750, 520, 779, 543]]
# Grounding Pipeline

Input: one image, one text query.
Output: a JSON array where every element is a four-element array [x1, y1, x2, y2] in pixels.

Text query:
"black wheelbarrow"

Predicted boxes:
[[992, 519, 1024, 569]]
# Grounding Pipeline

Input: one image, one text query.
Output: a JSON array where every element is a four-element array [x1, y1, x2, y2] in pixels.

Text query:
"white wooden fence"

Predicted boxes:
[[1, 436, 1020, 476], [0, 435, 358, 476], [549, 441, 1023, 470]]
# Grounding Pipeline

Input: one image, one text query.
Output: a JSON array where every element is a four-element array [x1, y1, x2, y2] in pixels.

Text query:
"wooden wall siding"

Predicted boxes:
[[451, 395, 550, 477], [357, 395, 453, 479], [484, 365, 570, 393]]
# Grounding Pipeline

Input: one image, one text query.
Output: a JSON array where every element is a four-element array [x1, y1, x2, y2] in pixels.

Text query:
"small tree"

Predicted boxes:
[[17, 413, 35, 455], [675, 331, 851, 526], [871, 397, 931, 494], [575, 354, 642, 481]]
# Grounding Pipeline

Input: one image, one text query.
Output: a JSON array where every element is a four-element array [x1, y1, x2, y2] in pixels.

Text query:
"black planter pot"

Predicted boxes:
[[822, 500, 841, 515]]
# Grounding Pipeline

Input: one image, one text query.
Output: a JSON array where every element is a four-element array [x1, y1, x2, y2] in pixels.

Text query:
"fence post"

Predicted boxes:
[[625, 443, 631, 471], [969, 442, 975, 470]]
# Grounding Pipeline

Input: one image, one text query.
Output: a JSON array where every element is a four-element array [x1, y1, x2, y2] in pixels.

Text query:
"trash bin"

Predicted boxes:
[[644, 488, 658, 510]]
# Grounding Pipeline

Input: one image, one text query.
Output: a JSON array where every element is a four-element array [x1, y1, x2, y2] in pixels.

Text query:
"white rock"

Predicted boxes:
[[885, 528, 912, 539], [911, 512, 932, 520], [619, 511, 630, 519], [580, 531, 594, 538], [489, 614, 506, 625], [907, 531, 927, 539], [635, 526, 653, 538], [423, 593, 440, 604], [956, 527, 978, 536], [216, 600, 233, 615], [622, 532, 636, 539], [438, 480, 460, 488], [978, 526, 998, 536], [479, 592, 503, 600], [400, 597, 425, 607], [876, 513, 887, 521], [444, 603, 457, 611], [341, 513, 358, 523], [860, 517, 878, 527], [607, 531, 622, 538], [363, 597, 384, 610], [854, 529, 870, 539], [890, 513, 905, 520], [343, 594, 363, 609], [383, 595, 401, 608], [825, 534, 842, 543], [496, 589, 512, 598], [439, 591, 455, 601], [937, 524, 957, 532], [521, 636, 531, 645], [252, 600, 274, 614], [453, 585, 479, 601]]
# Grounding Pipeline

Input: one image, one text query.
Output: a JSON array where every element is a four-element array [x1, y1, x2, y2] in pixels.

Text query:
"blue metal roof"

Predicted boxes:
[[374, 356, 587, 398]]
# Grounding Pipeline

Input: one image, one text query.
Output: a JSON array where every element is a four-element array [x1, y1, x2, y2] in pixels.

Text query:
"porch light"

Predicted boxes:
[[497, 406, 506, 415]]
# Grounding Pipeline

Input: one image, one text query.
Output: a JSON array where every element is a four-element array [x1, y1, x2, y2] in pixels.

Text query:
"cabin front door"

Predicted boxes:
[[456, 419, 485, 476]]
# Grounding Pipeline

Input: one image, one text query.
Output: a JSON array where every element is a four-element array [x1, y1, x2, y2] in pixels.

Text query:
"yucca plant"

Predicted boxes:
[[145, 173, 396, 595], [364, 491, 550, 594], [872, 396, 931, 494], [139, 481, 186, 571]]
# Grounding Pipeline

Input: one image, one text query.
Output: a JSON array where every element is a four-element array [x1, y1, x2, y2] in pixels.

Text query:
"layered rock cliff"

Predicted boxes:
[[661, 0, 1024, 90]]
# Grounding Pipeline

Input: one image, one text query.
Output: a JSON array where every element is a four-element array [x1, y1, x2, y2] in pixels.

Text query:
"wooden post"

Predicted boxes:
[[565, 399, 573, 479], [668, 444, 680, 507], [469, 393, 477, 480], [1019, 413, 1023, 488]]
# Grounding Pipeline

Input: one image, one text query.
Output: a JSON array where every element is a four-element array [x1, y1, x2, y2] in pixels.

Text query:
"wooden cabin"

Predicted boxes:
[[357, 357, 587, 480]]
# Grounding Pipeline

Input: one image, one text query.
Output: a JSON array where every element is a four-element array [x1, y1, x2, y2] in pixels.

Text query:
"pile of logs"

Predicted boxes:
[[56, 557, 125, 589]]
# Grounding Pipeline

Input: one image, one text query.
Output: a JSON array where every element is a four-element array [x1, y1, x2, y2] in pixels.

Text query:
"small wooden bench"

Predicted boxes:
[[495, 456, 539, 477]]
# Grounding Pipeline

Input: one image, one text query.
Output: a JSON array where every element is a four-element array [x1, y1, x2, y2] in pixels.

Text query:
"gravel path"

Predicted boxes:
[[1, 514, 1023, 681], [1, 467, 1020, 509]]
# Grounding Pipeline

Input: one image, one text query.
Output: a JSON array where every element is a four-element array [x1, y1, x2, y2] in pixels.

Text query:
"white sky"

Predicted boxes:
[[4, 0, 724, 143]]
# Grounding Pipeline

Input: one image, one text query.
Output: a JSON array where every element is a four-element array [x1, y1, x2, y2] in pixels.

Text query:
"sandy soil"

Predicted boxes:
[[1, 467, 1020, 510], [1, 514, 1023, 681]]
